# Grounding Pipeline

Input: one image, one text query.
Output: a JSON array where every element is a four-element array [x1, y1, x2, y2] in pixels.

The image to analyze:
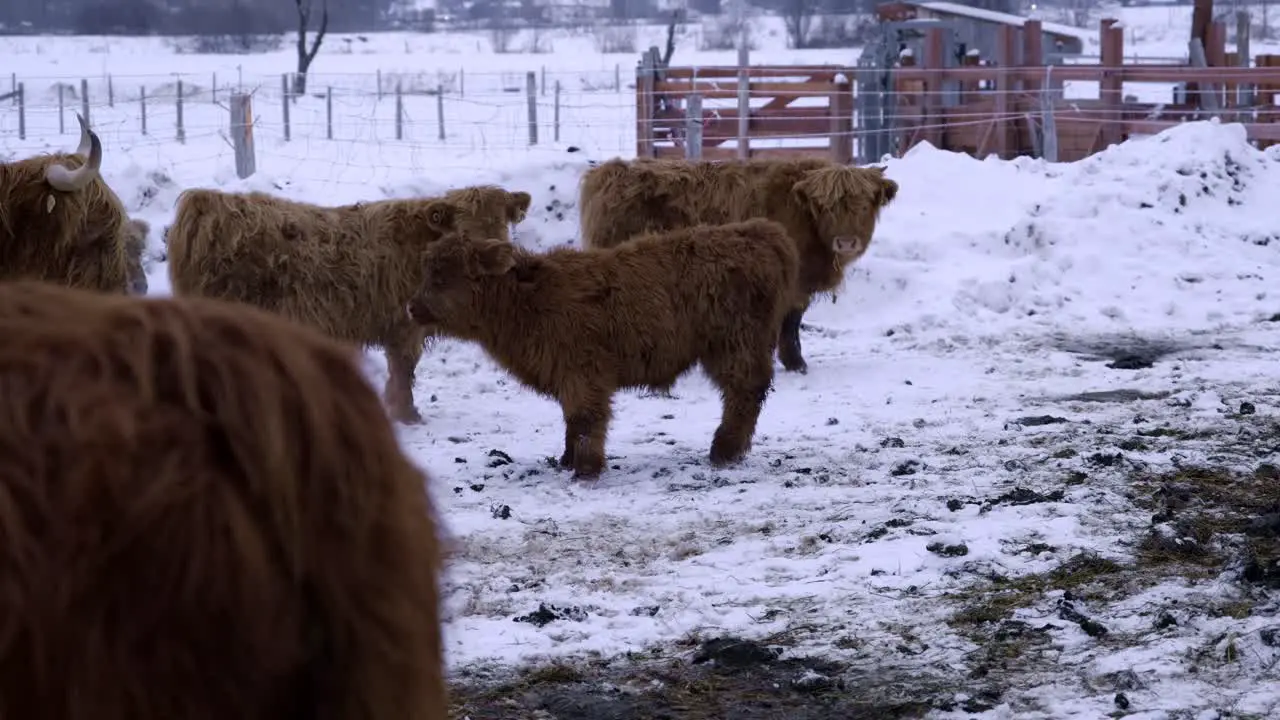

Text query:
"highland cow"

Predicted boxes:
[[0, 113, 133, 293], [166, 184, 532, 423], [406, 219, 799, 479], [124, 217, 150, 294], [578, 156, 899, 374], [0, 280, 447, 720]]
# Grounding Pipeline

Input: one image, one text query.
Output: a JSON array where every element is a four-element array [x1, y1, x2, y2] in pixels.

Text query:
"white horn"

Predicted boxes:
[[45, 130, 102, 193], [74, 113, 91, 158]]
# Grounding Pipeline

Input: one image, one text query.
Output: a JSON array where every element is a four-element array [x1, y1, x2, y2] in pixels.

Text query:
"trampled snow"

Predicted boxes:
[[4, 18, 1280, 717], [128, 117, 1280, 718]]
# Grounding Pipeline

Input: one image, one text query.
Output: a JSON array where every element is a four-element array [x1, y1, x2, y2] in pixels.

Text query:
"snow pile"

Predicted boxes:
[[818, 119, 1280, 348]]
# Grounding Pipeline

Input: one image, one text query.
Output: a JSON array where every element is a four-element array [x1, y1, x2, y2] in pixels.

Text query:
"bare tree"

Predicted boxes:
[[779, 0, 817, 49], [293, 0, 329, 97], [662, 10, 680, 65]]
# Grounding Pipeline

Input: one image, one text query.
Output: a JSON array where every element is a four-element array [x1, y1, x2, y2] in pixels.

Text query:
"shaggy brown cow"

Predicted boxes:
[[0, 113, 133, 293], [124, 217, 150, 294], [0, 280, 447, 720], [578, 156, 899, 374], [406, 219, 799, 479], [166, 184, 532, 423]]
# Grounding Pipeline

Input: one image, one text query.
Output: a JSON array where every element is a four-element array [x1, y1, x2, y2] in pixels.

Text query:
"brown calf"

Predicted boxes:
[[407, 219, 799, 478]]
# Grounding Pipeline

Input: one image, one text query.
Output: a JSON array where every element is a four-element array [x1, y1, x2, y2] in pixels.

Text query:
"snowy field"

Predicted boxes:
[[3, 6, 1280, 718]]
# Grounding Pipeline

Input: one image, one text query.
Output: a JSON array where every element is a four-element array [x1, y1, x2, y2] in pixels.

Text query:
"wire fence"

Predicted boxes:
[[0, 66, 1254, 182], [0, 69, 643, 183]]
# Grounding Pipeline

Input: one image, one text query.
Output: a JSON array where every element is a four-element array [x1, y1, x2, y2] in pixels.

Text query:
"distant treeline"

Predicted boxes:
[[0, 0, 1035, 38]]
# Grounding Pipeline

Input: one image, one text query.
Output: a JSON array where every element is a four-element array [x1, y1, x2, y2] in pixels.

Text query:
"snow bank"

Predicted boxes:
[[816, 119, 1280, 348]]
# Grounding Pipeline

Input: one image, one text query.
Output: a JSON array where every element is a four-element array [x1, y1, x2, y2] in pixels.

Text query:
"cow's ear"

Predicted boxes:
[[425, 201, 456, 232], [466, 238, 516, 277], [506, 191, 532, 223]]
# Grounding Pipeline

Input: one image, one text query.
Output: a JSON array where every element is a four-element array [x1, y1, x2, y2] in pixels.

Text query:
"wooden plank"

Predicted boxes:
[[652, 145, 832, 160], [654, 81, 844, 100], [651, 106, 837, 130], [663, 66, 841, 79], [701, 118, 831, 141], [895, 65, 1280, 85]]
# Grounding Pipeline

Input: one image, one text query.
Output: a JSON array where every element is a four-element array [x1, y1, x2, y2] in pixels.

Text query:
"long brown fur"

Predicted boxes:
[[0, 281, 447, 720], [578, 156, 898, 374], [124, 217, 150, 295], [407, 219, 799, 478], [0, 142, 132, 293], [165, 184, 532, 423]]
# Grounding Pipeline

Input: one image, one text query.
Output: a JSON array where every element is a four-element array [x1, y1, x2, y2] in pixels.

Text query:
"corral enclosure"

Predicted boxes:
[[1, 6, 1280, 718], [633, 1, 1280, 164]]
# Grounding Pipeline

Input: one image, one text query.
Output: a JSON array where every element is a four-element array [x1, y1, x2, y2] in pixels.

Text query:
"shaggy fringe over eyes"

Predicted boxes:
[[800, 166, 899, 212], [0, 281, 446, 720]]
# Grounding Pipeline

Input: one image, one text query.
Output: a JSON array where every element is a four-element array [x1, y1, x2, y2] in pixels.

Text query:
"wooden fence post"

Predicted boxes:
[[108, 75, 114, 107], [736, 41, 750, 160], [1236, 12, 1252, 119], [922, 28, 945, 151], [140, 86, 147, 135], [829, 75, 853, 163], [636, 48, 659, 158], [526, 71, 538, 145], [282, 74, 291, 141], [1100, 18, 1125, 150], [395, 82, 403, 140], [58, 84, 64, 134], [437, 83, 446, 140], [326, 86, 333, 140], [993, 24, 1018, 158], [80, 78, 90, 128], [16, 84, 23, 139], [553, 80, 561, 143], [230, 93, 256, 179], [685, 92, 703, 159], [176, 79, 186, 143]]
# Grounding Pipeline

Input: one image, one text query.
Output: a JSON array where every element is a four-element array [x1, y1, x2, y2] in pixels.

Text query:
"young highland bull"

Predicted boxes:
[[0, 113, 135, 294], [578, 156, 899, 375], [0, 281, 447, 720], [406, 219, 800, 479], [166, 184, 532, 423]]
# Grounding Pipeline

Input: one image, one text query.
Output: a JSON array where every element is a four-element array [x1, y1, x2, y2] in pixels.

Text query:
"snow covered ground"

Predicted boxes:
[[3, 10, 1280, 717]]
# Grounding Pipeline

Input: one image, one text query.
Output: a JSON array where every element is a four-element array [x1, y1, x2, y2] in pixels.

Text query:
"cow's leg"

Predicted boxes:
[[704, 344, 775, 466], [559, 391, 613, 479], [777, 298, 810, 374], [384, 335, 426, 424]]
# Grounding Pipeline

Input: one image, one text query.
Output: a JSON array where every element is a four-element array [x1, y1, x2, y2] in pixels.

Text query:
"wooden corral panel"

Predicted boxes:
[[636, 65, 854, 163]]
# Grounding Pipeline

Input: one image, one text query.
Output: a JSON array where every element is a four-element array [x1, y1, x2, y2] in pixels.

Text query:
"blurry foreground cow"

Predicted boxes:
[[579, 157, 898, 374], [407, 219, 799, 478], [0, 281, 447, 720], [166, 184, 532, 423], [0, 113, 136, 294]]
